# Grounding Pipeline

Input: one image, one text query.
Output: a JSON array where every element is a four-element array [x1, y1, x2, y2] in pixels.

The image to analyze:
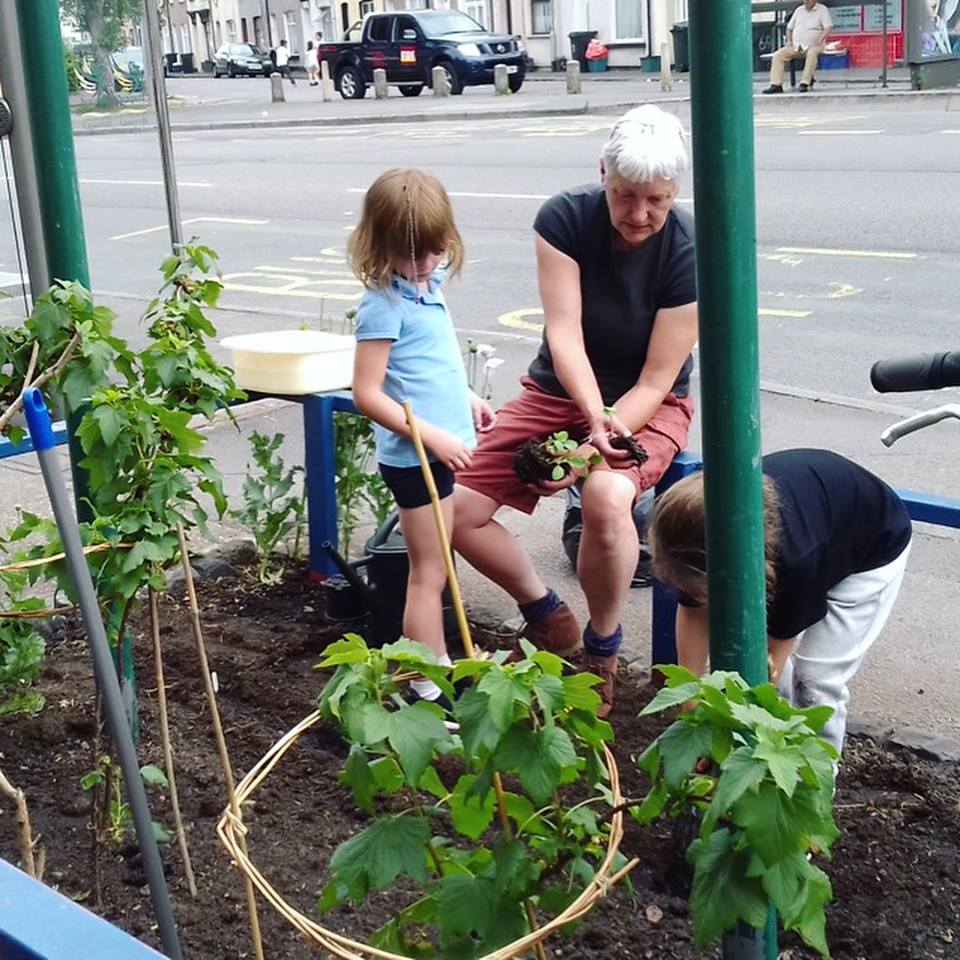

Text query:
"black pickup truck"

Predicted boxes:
[[317, 10, 526, 99]]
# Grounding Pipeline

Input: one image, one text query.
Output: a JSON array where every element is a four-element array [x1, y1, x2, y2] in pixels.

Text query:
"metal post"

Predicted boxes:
[[0, 0, 50, 300], [14, 0, 89, 288], [688, 2, 775, 959], [143, 0, 183, 249], [264, 0, 273, 47], [881, 0, 889, 88]]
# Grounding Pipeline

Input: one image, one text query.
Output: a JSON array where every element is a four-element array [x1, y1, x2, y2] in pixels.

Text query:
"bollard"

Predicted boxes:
[[320, 59, 334, 101], [432, 64, 451, 97], [565, 59, 581, 94], [494, 63, 509, 95], [660, 41, 673, 93], [270, 71, 285, 103], [373, 67, 388, 99]]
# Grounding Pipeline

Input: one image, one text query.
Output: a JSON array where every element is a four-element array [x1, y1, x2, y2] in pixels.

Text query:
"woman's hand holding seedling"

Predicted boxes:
[[423, 423, 474, 472], [587, 405, 633, 461]]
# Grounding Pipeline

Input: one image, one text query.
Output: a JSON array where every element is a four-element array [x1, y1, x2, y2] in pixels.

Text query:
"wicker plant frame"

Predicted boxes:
[[218, 709, 638, 960]]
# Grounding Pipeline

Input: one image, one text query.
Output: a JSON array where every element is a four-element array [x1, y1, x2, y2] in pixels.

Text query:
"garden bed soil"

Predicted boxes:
[[1, 562, 958, 960]]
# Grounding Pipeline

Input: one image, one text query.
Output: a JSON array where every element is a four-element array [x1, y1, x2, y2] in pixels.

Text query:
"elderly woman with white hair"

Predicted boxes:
[[453, 105, 697, 717]]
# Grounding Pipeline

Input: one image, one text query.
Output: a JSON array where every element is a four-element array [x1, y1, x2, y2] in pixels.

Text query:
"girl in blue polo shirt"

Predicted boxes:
[[349, 167, 494, 703]]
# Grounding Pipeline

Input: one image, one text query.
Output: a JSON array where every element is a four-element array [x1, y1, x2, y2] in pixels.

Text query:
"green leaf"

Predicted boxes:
[[652, 663, 700, 686], [455, 687, 504, 762], [328, 814, 430, 902], [550, 464, 565, 481], [702, 746, 767, 834], [418, 765, 448, 800], [631, 778, 669, 824], [387, 702, 454, 787], [369, 756, 405, 795], [533, 673, 564, 719], [341, 745, 377, 814], [688, 828, 769, 946], [753, 734, 804, 798], [640, 681, 701, 715], [560, 672, 603, 713], [656, 718, 715, 790], [318, 634, 368, 667], [152, 821, 172, 844], [139, 764, 168, 788], [477, 669, 530, 731], [495, 722, 577, 805], [790, 860, 833, 958], [448, 774, 496, 840], [730, 781, 826, 865]]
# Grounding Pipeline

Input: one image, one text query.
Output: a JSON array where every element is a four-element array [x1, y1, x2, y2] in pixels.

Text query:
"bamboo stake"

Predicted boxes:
[[401, 402, 549, 960], [176, 523, 265, 960], [0, 767, 44, 880], [149, 588, 198, 897], [0, 541, 131, 574]]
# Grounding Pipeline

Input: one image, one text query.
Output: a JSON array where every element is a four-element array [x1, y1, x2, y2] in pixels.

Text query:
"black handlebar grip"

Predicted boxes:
[[870, 352, 960, 393]]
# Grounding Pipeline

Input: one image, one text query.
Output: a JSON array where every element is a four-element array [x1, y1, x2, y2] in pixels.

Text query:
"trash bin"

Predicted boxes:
[[670, 22, 689, 72], [569, 30, 599, 69], [180, 52, 195, 73]]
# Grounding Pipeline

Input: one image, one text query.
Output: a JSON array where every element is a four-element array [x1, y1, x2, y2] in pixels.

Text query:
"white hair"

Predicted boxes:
[[600, 105, 689, 184]]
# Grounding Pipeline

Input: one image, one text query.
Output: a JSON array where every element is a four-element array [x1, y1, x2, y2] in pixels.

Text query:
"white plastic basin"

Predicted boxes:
[[220, 330, 355, 395]]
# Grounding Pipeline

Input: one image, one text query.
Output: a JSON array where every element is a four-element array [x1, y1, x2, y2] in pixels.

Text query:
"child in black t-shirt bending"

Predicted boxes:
[[649, 448, 912, 754]]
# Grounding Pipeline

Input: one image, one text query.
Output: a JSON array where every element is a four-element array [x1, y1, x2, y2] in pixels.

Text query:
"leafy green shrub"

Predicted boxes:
[[633, 665, 839, 957], [315, 634, 624, 959], [233, 432, 305, 582]]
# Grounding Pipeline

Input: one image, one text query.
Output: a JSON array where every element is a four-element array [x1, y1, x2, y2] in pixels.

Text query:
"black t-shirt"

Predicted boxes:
[[528, 184, 697, 406], [677, 449, 912, 639], [765, 449, 911, 638]]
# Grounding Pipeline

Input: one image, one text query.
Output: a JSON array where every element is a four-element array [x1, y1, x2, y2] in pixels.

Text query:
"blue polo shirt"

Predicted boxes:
[[354, 272, 475, 468]]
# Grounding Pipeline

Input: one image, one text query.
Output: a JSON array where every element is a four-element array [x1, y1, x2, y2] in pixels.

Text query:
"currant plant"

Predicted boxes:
[[634, 665, 839, 958], [315, 635, 624, 959]]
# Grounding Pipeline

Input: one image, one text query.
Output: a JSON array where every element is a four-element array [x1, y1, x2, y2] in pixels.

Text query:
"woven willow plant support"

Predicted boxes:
[[218, 710, 638, 960]]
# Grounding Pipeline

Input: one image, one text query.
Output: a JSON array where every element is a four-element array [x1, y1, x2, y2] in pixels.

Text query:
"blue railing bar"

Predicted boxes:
[[0, 858, 167, 960], [897, 488, 960, 529], [0, 421, 67, 460]]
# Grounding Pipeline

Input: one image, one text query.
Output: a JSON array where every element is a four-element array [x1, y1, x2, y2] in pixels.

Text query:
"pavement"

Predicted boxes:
[[69, 65, 960, 136]]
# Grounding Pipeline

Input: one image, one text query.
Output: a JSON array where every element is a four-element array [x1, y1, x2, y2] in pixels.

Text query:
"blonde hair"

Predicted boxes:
[[348, 168, 464, 289], [649, 472, 781, 606]]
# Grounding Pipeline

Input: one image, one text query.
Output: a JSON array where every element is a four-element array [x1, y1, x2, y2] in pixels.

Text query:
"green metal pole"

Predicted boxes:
[[15, 0, 138, 740], [687, 3, 775, 959]]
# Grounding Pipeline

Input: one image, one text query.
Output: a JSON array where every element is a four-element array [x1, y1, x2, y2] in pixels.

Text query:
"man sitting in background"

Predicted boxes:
[[763, 0, 833, 94]]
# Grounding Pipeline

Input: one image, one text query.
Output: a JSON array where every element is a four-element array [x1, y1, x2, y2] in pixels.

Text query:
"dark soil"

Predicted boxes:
[[514, 437, 568, 486], [609, 435, 649, 465], [1, 563, 958, 960]]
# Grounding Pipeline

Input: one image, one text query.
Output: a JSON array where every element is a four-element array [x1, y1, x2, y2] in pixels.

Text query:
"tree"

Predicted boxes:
[[60, 0, 140, 107]]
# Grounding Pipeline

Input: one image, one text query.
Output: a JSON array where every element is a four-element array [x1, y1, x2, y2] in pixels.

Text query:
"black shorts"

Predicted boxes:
[[379, 461, 454, 509]]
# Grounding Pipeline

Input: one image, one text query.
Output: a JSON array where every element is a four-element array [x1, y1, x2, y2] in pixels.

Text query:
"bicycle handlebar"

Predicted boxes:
[[870, 351, 960, 393]]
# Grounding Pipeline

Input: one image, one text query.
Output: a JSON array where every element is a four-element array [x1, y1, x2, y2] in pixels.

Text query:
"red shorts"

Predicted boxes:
[[457, 377, 694, 514]]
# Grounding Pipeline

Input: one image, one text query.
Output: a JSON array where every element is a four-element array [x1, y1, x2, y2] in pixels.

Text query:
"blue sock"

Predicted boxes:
[[519, 588, 561, 623], [584, 622, 622, 657]]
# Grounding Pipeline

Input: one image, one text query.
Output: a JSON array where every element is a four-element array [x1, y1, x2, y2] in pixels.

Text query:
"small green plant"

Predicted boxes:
[[81, 756, 171, 846], [333, 412, 393, 559], [633, 665, 839, 957], [233, 432, 306, 582], [514, 431, 604, 486], [315, 634, 624, 959]]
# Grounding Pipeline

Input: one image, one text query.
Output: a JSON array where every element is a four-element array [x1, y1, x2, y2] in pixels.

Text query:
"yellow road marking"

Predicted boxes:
[[221, 271, 362, 301], [777, 246, 916, 260], [758, 307, 812, 318], [254, 266, 360, 283], [765, 253, 804, 267], [796, 129, 882, 136], [498, 307, 544, 332], [827, 282, 863, 299]]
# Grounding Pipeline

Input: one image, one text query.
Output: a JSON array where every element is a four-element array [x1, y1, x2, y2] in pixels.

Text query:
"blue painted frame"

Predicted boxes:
[[0, 859, 166, 960], [0, 422, 68, 460]]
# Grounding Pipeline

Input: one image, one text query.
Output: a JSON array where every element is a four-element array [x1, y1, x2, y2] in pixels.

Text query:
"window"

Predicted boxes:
[[395, 15, 419, 40], [463, 0, 488, 29], [530, 0, 552, 35], [226, 19, 237, 41], [368, 16, 390, 41], [284, 11, 299, 52], [360, 1, 375, 15], [615, 0, 644, 40], [675, 0, 688, 21]]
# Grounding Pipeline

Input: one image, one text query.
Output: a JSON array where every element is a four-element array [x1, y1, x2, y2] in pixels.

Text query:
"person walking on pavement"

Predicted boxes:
[[649, 449, 912, 755], [274, 39, 296, 85], [453, 105, 698, 719], [763, 0, 833, 94], [305, 41, 319, 86]]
